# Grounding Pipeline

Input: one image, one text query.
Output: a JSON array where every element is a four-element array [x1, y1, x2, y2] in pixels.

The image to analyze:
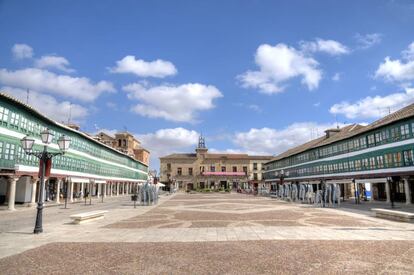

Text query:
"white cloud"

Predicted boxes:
[[1, 86, 88, 123], [93, 128, 118, 137], [330, 87, 414, 119], [300, 39, 350, 55], [35, 55, 75, 73], [233, 122, 342, 156], [209, 148, 247, 154], [137, 127, 199, 169], [12, 44, 33, 59], [124, 82, 222, 122], [248, 104, 262, 113], [402, 42, 414, 61], [375, 42, 414, 82], [355, 33, 382, 49], [238, 43, 322, 94], [0, 68, 115, 102], [332, 72, 341, 81], [110, 55, 177, 78]]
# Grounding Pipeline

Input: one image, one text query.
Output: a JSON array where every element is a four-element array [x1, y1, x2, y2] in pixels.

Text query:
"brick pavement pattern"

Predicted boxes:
[[1, 193, 414, 274]]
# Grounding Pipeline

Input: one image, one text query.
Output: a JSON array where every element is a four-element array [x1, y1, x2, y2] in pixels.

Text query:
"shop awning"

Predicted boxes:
[[202, 172, 246, 176]]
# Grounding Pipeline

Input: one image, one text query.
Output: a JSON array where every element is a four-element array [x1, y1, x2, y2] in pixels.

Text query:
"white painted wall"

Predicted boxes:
[[15, 176, 32, 203]]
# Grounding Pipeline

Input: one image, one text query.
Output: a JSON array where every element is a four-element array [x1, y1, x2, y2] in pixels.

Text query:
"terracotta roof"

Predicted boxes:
[[160, 153, 272, 160], [160, 153, 197, 159], [247, 155, 273, 160], [205, 153, 249, 159], [97, 131, 115, 139], [270, 102, 414, 162]]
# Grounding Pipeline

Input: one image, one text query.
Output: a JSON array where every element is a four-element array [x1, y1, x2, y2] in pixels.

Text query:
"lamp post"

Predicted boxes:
[[21, 128, 70, 234]]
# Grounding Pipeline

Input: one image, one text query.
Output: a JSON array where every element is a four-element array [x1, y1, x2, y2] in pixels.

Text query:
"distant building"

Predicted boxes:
[[96, 131, 116, 147], [160, 136, 272, 191], [95, 131, 150, 166]]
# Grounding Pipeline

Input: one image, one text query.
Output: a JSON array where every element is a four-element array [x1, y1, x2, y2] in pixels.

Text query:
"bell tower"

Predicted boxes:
[[196, 134, 208, 155]]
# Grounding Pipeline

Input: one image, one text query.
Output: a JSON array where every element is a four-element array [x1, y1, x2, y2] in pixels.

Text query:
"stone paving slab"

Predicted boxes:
[[2, 192, 414, 274], [1, 240, 413, 275]]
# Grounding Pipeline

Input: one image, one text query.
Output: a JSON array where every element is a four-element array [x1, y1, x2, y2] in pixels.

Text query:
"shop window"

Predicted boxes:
[[20, 117, 28, 131], [369, 157, 376, 169], [348, 140, 354, 151], [401, 124, 409, 138], [390, 127, 400, 141], [0, 106, 10, 123], [375, 132, 382, 144], [367, 134, 375, 146], [384, 154, 393, 168], [360, 137, 367, 149], [9, 112, 20, 127], [376, 156, 384, 168], [353, 139, 360, 149], [355, 160, 361, 170], [362, 158, 369, 169], [393, 152, 402, 167], [4, 143, 15, 160], [403, 150, 413, 166]]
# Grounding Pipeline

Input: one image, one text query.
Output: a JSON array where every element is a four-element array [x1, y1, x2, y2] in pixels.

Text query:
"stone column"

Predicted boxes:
[[368, 183, 373, 202], [55, 179, 61, 204], [103, 183, 107, 198], [110, 183, 113, 196], [69, 180, 74, 203], [97, 182, 101, 197], [30, 177, 37, 206], [116, 182, 119, 196], [404, 178, 411, 205], [385, 181, 391, 203], [8, 177, 17, 211]]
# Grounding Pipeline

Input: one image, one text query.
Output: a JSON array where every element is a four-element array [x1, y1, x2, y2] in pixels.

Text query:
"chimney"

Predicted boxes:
[[66, 123, 80, 131], [324, 128, 340, 139]]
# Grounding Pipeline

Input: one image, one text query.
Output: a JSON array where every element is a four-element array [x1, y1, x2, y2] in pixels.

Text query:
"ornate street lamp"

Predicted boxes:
[[21, 128, 71, 234]]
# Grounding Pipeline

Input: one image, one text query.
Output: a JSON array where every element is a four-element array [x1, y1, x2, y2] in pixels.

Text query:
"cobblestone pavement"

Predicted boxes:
[[1, 192, 414, 274]]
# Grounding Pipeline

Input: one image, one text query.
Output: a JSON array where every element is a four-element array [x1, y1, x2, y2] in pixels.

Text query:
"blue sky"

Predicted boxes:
[[1, 0, 414, 170]]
